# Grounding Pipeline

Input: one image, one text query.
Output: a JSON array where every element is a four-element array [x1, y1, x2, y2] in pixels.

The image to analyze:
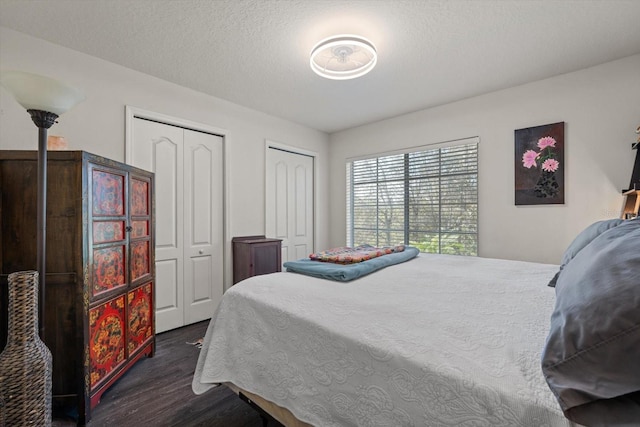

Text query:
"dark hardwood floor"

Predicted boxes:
[[52, 320, 273, 427]]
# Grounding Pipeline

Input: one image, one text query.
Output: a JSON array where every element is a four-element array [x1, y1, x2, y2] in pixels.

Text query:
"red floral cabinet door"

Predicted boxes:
[[129, 176, 152, 284], [128, 283, 153, 355], [89, 295, 126, 390], [91, 167, 128, 298]]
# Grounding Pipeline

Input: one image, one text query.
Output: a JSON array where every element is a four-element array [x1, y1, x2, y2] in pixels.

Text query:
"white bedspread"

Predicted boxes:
[[193, 254, 578, 426]]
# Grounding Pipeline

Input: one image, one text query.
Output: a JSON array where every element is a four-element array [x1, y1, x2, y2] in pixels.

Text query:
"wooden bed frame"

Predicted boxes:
[[225, 382, 312, 427]]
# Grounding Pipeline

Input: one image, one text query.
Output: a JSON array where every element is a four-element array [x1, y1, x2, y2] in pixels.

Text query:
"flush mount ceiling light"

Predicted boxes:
[[310, 35, 377, 80]]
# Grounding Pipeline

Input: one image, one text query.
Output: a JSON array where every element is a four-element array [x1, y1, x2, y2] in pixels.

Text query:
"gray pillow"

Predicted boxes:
[[548, 218, 625, 287], [563, 391, 640, 426], [541, 219, 640, 424]]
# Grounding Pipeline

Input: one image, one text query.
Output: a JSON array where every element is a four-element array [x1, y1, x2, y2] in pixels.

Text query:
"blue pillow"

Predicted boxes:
[[542, 219, 640, 423], [548, 218, 624, 287]]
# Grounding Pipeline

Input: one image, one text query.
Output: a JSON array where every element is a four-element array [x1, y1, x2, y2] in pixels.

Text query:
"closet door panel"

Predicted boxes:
[[131, 119, 184, 332], [183, 129, 223, 324]]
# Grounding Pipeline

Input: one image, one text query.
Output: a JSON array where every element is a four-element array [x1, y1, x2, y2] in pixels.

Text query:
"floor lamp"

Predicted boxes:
[[0, 70, 85, 338], [629, 129, 639, 191]]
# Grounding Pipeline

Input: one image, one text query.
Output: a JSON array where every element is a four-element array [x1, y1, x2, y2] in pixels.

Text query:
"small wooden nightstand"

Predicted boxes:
[[232, 236, 282, 284]]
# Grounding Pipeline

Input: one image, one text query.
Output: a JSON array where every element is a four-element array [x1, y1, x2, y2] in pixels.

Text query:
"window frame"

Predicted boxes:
[[346, 137, 479, 256]]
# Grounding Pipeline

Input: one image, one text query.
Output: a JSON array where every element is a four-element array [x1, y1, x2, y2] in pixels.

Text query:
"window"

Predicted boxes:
[[347, 139, 478, 255]]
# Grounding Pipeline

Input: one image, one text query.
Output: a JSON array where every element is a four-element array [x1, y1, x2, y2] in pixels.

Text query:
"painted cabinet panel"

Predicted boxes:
[[89, 295, 126, 389], [127, 283, 154, 355], [92, 245, 126, 296]]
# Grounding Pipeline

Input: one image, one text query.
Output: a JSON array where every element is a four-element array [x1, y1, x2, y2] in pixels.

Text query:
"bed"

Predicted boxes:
[[192, 220, 640, 426]]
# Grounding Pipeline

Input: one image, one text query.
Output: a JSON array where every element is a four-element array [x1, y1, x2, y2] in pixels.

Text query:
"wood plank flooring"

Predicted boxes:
[[52, 320, 275, 427]]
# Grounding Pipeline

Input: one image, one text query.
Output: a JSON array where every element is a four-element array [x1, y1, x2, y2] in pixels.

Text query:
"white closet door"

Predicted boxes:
[[266, 147, 314, 262], [131, 118, 223, 333], [183, 129, 223, 324], [131, 119, 184, 332]]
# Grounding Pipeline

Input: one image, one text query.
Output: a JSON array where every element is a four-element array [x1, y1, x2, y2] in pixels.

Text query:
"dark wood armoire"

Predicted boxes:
[[0, 150, 155, 425]]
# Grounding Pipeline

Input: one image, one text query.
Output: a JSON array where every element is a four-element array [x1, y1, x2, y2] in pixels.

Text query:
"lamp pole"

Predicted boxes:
[[28, 109, 59, 338]]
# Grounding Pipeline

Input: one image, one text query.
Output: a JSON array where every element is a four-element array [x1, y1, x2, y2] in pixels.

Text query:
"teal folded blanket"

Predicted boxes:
[[283, 246, 420, 281]]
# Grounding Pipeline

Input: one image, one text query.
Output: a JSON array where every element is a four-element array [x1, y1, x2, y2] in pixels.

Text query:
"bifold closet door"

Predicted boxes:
[[130, 118, 223, 332], [266, 147, 314, 263], [183, 129, 223, 325]]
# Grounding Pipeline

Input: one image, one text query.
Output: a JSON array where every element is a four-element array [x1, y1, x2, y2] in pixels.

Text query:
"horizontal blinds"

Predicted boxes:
[[348, 140, 478, 255]]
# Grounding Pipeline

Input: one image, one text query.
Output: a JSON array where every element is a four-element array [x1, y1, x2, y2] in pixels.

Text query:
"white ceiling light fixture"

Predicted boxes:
[[310, 35, 377, 80]]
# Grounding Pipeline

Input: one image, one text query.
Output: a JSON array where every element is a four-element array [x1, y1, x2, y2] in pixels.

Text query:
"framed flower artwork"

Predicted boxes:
[[515, 122, 565, 205]]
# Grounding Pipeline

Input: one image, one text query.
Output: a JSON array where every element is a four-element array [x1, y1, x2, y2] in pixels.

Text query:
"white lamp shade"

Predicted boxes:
[[0, 70, 85, 116]]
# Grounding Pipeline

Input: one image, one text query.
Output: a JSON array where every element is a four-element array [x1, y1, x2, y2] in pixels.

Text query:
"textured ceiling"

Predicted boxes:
[[1, 0, 640, 133]]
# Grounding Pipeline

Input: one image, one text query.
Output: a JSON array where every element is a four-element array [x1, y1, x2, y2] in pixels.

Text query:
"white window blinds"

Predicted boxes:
[[347, 139, 478, 255]]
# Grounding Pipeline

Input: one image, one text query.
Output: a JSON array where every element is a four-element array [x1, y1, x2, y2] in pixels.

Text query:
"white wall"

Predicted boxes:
[[329, 54, 640, 264], [0, 27, 330, 288]]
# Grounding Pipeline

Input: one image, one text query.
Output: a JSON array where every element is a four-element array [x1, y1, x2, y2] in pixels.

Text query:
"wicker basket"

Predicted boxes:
[[0, 271, 52, 426]]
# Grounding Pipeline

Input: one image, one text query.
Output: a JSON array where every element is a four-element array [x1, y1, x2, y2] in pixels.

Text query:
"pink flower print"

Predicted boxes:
[[537, 136, 556, 150], [522, 150, 539, 168], [541, 158, 559, 172]]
